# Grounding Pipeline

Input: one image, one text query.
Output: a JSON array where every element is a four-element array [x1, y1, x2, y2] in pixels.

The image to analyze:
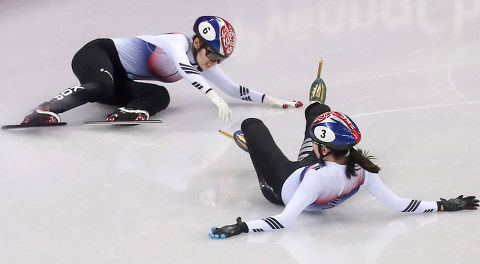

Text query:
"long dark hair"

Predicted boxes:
[[330, 148, 381, 178]]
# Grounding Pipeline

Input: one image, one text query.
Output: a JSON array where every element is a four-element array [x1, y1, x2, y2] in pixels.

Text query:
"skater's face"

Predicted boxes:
[[193, 37, 222, 70], [197, 48, 219, 70]]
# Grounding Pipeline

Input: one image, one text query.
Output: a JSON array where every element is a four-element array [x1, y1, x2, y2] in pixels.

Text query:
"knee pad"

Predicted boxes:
[[148, 86, 170, 109], [260, 185, 283, 205], [241, 118, 262, 130], [305, 103, 331, 119]]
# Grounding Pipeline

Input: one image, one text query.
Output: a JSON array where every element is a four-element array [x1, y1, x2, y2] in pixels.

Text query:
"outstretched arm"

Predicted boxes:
[[209, 170, 319, 239], [363, 172, 478, 213], [202, 66, 303, 109]]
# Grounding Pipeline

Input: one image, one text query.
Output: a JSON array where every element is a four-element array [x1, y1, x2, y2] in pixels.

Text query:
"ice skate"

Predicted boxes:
[[233, 130, 248, 153], [309, 78, 326, 104], [20, 107, 61, 126], [105, 107, 149, 122]]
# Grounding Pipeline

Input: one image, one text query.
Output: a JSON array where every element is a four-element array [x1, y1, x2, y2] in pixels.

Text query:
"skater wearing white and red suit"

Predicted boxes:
[[208, 80, 478, 239], [20, 16, 302, 126]]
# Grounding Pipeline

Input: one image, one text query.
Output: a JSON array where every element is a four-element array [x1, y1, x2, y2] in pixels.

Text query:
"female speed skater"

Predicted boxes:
[[19, 16, 302, 126], [208, 80, 478, 239]]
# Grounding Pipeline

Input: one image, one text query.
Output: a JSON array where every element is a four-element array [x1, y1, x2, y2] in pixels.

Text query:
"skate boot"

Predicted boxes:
[[21, 107, 61, 126], [309, 78, 326, 104], [105, 107, 149, 122], [233, 130, 248, 153]]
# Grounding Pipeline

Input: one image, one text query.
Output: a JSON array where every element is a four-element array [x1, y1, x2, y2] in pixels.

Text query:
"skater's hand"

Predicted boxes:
[[209, 217, 248, 239], [438, 195, 479, 211], [206, 90, 232, 122], [263, 95, 303, 109]]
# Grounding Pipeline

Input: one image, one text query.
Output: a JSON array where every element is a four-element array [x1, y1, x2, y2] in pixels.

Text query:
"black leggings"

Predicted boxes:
[[242, 103, 331, 205], [41, 38, 170, 115]]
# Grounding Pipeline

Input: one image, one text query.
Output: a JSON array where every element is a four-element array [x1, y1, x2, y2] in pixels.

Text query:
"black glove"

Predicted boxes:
[[209, 217, 249, 239], [437, 195, 479, 211]]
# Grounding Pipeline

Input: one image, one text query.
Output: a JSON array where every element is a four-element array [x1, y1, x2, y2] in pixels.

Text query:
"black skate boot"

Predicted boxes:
[[105, 107, 149, 122], [21, 107, 61, 126]]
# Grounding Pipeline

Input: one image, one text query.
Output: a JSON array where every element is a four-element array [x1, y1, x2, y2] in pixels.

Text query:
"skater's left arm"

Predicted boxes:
[[202, 66, 303, 109], [363, 172, 478, 213]]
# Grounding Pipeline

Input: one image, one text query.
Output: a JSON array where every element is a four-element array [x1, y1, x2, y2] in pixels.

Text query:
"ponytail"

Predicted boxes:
[[345, 148, 381, 178], [327, 147, 381, 178]]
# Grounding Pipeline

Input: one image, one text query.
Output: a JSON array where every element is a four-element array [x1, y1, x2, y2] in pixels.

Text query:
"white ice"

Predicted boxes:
[[1, 0, 479, 263]]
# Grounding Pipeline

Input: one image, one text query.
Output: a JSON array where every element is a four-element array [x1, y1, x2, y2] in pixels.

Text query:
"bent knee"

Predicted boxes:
[[241, 118, 263, 130], [150, 86, 170, 109]]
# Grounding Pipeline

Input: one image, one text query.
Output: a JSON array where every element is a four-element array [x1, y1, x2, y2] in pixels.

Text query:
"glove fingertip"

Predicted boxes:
[[282, 104, 288, 109], [220, 234, 226, 239], [211, 227, 217, 232], [214, 234, 220, 239], [209, 233, 214, 238], [295, 101, 303, 108]]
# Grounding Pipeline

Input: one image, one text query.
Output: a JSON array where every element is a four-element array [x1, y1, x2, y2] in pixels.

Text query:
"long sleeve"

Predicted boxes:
[[201, 65, 265, 103], [362, 172, 438, 213], [245, 169, 320, 233]]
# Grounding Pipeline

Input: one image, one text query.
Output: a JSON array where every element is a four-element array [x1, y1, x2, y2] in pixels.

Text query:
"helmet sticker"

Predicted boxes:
[[331, 112, 361, 141], [313, 126, 336, 143], [313, 112, 332, 123], [198, 21, 216, 41], [220, 21, 236, 57]]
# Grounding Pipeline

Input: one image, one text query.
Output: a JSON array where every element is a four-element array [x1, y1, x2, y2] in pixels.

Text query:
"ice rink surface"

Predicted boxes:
[[1, 0, 479, 263]]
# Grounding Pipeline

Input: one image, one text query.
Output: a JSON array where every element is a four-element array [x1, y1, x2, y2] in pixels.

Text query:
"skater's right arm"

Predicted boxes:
[[243, 173, 318, 232], [209, 168, 321, 238]]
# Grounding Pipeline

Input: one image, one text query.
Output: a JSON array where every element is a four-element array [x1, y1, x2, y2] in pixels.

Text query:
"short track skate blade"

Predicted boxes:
[[83, 120, 163, 126], [1, 122, 67, 129]]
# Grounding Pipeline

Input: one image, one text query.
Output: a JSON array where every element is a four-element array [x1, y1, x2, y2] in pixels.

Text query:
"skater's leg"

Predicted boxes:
[[44, 39, 124, 112], [104, 81, 170, 121], [22, 39, 125, 125], [242, 118, 302, 205], [125, 82, 170, 115], [297, 103, 331, 162]]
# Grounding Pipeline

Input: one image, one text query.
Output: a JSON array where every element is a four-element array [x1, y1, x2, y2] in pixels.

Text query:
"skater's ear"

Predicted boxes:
[[320, 145, 331, 156], [193, 36, 202, 49]]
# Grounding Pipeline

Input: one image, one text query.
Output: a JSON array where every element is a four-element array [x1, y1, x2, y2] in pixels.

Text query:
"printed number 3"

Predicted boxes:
[[320, 129, 327, 138]]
